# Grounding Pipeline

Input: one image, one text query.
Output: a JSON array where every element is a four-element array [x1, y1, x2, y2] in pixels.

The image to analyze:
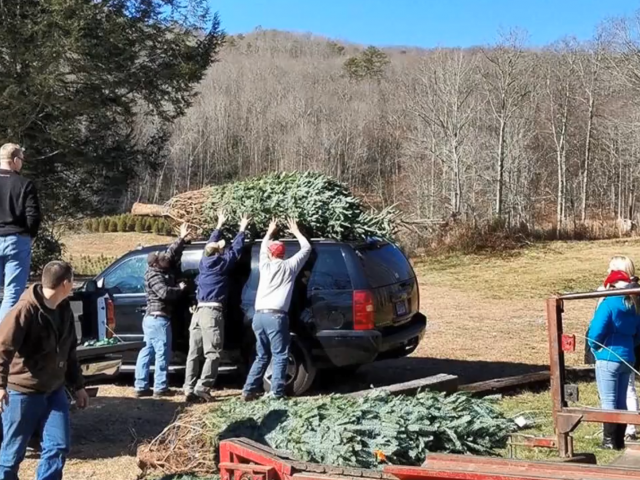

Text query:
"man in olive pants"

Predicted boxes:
[[184, 212, 249, 402]]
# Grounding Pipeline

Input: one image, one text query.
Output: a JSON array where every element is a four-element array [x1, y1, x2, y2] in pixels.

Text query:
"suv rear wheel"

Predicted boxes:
[[263, 337, 316, 396]]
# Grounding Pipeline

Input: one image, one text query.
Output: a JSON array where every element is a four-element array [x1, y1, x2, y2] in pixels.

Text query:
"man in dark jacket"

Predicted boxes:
[[0, 261, 88, 479], [0, 144, 41, 322], [184, 211, 250, 402], [134, 223, 190, 398]]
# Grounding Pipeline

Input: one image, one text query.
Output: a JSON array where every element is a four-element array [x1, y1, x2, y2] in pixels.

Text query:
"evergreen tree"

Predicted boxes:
[[127, 216, 137, 232], [98, 219, 107, 234], [108, 219, 119, 233], [135, 218, 144, 233], [117, 216, 127, 232], [0, 1, 224, 219], [91, 219, 100, 232]]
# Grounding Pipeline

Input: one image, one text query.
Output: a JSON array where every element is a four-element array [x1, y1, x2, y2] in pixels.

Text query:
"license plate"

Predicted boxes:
[[395, 301, 408, 316]]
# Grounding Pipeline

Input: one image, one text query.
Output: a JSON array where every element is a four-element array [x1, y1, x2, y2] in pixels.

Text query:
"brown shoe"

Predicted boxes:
[[135, 389, 153, 398], [242, 392, 261, 402]]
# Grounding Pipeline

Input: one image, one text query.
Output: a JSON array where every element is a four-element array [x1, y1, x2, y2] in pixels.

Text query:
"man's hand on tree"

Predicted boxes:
[[239, 214, 251, 232], [217, 210, 228, 229], [179, 223, 190, 240]]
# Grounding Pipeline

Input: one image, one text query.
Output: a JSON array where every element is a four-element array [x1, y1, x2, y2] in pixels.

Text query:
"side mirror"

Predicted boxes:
[[96, 278, 105, 289], [84, 280, 98, 293]]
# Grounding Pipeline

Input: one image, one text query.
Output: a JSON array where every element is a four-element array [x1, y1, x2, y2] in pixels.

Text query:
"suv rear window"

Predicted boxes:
[[356, 243, 414, 288]]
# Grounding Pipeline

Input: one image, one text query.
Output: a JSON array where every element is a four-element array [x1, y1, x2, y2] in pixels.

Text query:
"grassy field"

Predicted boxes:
[[49, 234, 640, 478]]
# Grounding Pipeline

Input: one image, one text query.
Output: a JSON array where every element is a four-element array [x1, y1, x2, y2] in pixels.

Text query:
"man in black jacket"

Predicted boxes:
[[134, 223, 190, 398], [0, 144, 41, 323]]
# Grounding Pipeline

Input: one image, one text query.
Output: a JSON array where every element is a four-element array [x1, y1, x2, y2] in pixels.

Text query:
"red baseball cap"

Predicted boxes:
[[268, 241, 285, 259]]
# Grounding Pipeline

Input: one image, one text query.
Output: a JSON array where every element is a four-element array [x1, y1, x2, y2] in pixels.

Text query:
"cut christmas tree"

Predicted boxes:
[[132, 172, 397, 241]]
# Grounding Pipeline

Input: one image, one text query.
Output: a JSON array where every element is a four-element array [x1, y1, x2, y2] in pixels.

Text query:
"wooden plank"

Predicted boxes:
[[460, 371, 550, 394], [348, 374, 458, 397]]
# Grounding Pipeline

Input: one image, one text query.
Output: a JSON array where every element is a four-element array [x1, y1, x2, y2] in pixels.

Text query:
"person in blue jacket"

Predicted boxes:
[[587, 255, 640, 450], [183, 211, 250, 402]]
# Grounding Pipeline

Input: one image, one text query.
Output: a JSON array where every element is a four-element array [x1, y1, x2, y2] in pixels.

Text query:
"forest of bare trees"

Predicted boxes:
[[128, 11, 640, 244]]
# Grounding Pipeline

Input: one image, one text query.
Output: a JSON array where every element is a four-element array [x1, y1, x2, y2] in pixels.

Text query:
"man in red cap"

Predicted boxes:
[[242, 217, 311, 399]]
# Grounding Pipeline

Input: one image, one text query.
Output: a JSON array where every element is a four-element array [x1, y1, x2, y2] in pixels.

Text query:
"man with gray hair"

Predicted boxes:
[[0, 143, 41, 322]]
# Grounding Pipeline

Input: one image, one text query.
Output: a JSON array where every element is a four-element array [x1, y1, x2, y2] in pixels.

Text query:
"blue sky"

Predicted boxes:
[[211, 0, 640, 47]]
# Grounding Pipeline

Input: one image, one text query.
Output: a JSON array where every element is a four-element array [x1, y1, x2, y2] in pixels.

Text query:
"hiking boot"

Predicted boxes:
[[242, 392, 261, 402], [602, 423, 617, 450], [185, 392, 201, 403], [194, 389, 214, 403], [153, 389, 173, 399], [134, 389, 153, 399]]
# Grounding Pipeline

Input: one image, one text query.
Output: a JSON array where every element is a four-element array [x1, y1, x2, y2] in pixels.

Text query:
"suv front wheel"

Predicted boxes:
[[263, 336, 316, 396]]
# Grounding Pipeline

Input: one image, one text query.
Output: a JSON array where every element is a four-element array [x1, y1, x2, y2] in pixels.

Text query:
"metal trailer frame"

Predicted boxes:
[[218, 438, 640, 480], [547, 287, 640, 458]]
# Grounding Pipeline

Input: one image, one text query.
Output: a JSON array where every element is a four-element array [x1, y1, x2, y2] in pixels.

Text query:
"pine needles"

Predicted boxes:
[[137, 391, 516, 476], [178, 172, 397, 240]]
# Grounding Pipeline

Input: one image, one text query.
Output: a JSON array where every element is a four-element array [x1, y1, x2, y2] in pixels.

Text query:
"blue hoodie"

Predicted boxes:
[[196, 229, 245, 304], [588, 295, 640, 364]]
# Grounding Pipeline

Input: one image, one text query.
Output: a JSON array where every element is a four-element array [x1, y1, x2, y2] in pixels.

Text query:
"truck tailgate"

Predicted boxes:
[[76, 341, 145, 360]]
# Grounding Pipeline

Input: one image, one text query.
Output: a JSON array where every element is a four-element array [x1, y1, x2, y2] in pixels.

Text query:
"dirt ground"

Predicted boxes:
[[23, 234, 640, 479]]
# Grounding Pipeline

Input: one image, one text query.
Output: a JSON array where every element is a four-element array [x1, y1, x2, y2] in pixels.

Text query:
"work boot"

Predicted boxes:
[[194, 388, 214, 403], [134, 389, 153, 399], [614, 424, 627, 451], [242, 392, 261, 402], [602, 423, 617, 449]]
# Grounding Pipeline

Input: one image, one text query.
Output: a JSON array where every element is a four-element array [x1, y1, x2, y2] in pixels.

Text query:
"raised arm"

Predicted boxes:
[[260, 219, 278, 269], [284, 218, 311, 274], [165, 223, 190, 263], [207, 210, 228, 243], [220, 215, 250, 272]]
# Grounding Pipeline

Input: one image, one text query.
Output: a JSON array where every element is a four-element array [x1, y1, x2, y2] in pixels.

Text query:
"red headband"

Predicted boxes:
[[604, 270, 631, 288]]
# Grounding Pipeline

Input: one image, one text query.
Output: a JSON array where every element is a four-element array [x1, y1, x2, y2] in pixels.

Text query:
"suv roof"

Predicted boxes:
[[133, 237, 389, 254]]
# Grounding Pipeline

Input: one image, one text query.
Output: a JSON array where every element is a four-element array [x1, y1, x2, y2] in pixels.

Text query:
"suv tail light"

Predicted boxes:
[[106, 298, 116, 339], [353, 290, 375, 330]]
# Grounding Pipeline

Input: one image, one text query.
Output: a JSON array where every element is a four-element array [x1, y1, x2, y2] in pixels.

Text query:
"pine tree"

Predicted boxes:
[[127, 216, 137, 232], [135, 218, 144, 233], [98, 218, 107, 233], [108, 219, 118, 233], [0, 1, 223, 220], [117, 216, 127, 232], [91, 219, 100, 233]]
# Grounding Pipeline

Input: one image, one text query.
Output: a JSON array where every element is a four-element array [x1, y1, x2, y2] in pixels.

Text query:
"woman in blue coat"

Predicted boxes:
[[588, 255, 640, 450]]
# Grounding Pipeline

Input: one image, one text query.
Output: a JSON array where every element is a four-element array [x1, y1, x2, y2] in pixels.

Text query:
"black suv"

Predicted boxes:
[[88, 238, 426, 395]]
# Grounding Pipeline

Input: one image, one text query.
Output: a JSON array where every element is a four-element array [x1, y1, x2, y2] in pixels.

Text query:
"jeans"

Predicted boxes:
[[596, 360, 632, 411], [135, 315, 172, 392], [0, 235, 31, 323], [184, 307, 224, 395], [628, 375, 639, 436], [243, 312, 290, 398], [0, 388, 70, 480]]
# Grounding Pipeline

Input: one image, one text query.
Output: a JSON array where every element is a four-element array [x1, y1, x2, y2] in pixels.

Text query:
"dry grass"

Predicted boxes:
[[62, 233, 171, 259], [45, 234, 640, 477]]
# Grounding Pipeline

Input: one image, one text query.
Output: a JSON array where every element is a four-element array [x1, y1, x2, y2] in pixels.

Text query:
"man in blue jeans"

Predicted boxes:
[[0, 144, 41, 322], [0, 261, 89, 480], [242, 218, 311, 400], [135, 223, 189, 398]]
